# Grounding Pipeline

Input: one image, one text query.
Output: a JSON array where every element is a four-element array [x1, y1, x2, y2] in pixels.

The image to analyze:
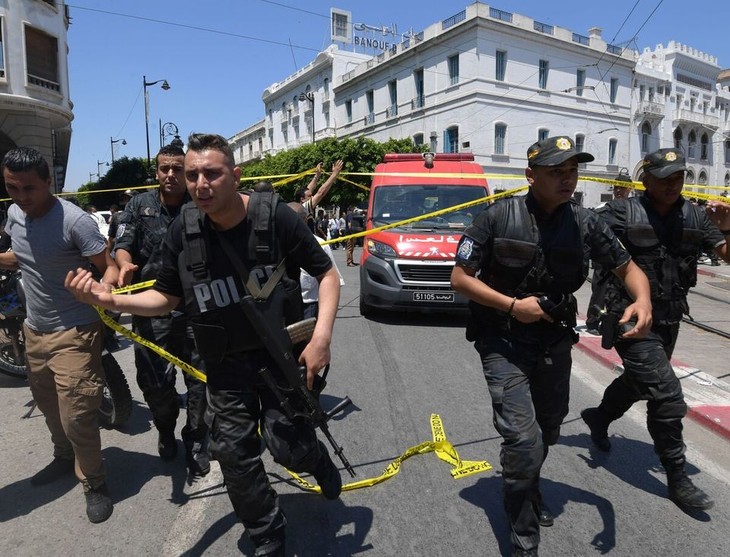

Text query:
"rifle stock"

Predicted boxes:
[[239, 295, 356, 477]]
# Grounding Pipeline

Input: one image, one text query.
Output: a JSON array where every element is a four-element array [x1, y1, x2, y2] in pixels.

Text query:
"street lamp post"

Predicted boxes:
[[143, 75, 171, 168], [110, 137, 127, 163], [159, 121, 182, 149], [97, 160, 109, 177], [299, 91, 315, 144]]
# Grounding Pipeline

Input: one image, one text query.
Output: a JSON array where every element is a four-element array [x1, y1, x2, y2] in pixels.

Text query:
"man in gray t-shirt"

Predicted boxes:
[[0, 147, 118, 524]]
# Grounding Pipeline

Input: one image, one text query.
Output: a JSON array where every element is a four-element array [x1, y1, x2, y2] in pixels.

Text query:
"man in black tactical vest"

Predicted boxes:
[[66, 134, 343, 557], [581, 148, 730, 513], [113, 143, 209, 476], [451, 136, 653, 557]]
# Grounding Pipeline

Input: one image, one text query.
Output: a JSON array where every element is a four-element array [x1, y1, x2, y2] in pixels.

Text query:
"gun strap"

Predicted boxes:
[[214, 229, 286, 301]]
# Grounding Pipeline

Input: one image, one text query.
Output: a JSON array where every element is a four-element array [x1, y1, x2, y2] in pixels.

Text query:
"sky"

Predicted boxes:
[[63, 0, 730, 191]]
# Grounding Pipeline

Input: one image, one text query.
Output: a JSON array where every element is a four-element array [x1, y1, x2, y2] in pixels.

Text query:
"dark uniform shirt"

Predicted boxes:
[[154, 201, 332, 388], [596, 194, 725, 253], [114, 190, 189, 282], [455, 192, 630, 338]]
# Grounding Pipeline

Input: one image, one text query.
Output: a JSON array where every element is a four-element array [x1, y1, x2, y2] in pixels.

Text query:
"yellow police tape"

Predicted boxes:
[[94, 300, 208, 383], [286, 414, 493, 494]]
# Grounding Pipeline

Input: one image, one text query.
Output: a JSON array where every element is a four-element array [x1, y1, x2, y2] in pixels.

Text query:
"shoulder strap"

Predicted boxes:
[[182, 203, 209, 281], [247, 190, 280, 264]]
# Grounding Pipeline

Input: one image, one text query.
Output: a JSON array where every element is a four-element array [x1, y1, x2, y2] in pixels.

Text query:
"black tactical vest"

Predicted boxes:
[[179, 191, 303, 363], [609, 197, 703, 323]]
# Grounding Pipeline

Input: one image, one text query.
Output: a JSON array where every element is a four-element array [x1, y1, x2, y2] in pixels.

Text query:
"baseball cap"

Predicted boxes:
[[122, 189, 134, 197], [527, 136, 594, 167], [642, 148, 687, 178]]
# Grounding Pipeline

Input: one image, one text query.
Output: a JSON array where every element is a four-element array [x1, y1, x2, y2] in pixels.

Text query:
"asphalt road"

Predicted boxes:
[[1, 246, 729, 556]]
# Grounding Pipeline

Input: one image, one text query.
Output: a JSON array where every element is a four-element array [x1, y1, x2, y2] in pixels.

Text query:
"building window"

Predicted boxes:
[[0, 23, 5, 78], [701, 133, 709, 160], [25, 26, 60, 91], [387, 80, 398, 118], [366, 90, 374, 124], [575, 134, 585, 153], [641, 122, 652, 153], [725, 172, 730, 186], [496, 50, 507, 81], [538, 128, 549, 141], [495, 123, 507, 155], [725, 141, 730, 164], [610, 77, 618, 103], [608, 138, 617, 165], [698, 170, 707, 186], [448, 54, 459, 86], [576, 69, 586, 96], [686, 169, 695, 184], [639, 85, 645, 101], [413, 133, 424, 146], [345, 100, 352, 124], [688, 130, 697, 159], [413, 68, 424, 108], [444, 127, 459, 153], [674, 127, 683, 150], [538, 59, 549, 89]]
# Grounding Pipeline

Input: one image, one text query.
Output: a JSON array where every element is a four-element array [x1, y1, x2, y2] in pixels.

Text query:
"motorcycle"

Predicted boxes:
[[0, 269, 133, 428]]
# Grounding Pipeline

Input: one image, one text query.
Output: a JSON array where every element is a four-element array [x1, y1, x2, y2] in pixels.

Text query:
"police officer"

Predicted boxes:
[[581, 148, 730, 512], [66, 133, 342, 557], [451, 136, 653, 557], [113, 144, 209, 475]]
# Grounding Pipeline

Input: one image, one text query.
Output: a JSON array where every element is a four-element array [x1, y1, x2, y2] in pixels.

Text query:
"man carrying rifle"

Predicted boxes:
[[65, 133, 343, 557]]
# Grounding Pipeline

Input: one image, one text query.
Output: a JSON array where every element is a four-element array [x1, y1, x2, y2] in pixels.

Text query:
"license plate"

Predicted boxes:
[[412, 291, 455, 302]]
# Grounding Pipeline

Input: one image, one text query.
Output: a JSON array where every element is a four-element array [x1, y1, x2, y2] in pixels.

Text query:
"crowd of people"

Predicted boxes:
[[2, 134, 729, 556]]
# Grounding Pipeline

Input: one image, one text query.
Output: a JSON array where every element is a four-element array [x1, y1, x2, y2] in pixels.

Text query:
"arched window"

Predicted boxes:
[[575, 134, 585, 153], [686, 169, 695, 184], [674, 128, 683, 149], [688, 130, 697, 159], [641, 122, 652, 153], [608, 138, 618, 165], [700, 133, 709, 160], [698, 170, 707, 185], [724, 172, 730, 186]]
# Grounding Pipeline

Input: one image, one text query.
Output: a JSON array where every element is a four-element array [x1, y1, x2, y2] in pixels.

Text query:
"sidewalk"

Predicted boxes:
[[575, 321, 730, 441]]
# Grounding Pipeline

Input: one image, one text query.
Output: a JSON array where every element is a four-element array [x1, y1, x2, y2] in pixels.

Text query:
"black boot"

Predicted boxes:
[[580, 407, 612, 452], [665, 462, 714, 511]]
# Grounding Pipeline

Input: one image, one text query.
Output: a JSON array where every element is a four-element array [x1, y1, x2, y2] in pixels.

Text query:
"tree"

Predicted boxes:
[[75, 157, 151, 209], [240, 136, 426, 210]]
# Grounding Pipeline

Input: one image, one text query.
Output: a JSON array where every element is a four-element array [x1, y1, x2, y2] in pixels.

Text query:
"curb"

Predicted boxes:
[[574, 328, 730, 442]]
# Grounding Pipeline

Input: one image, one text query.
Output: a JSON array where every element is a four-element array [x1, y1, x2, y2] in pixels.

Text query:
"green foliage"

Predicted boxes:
[[240, 136, 427, 210], [75, 157, 152, 209]]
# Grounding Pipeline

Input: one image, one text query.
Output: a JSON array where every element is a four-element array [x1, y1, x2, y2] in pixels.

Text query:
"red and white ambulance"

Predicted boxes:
[[359, 152, 490, 315]]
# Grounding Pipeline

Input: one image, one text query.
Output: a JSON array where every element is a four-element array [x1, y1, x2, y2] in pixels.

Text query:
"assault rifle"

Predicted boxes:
[[239, 295, 356, 477]]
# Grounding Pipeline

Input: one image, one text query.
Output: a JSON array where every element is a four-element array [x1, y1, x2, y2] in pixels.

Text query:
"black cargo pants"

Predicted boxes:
[[475, 330, 574, 551], [598, 323, 687, 465], [205, 369, 325, 546], [132, 313, 207, 441]]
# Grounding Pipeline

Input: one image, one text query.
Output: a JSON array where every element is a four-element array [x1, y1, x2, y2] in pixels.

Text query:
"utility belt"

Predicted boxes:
[[467, 293, 578, 345]]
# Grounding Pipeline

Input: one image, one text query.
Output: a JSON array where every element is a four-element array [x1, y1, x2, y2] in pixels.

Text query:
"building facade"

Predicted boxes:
[[633, 42, 730, 195], [0, 0, 73, 194], [230, 2, 729, 207]]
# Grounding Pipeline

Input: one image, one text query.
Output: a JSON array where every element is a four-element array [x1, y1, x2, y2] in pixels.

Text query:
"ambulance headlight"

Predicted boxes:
[[367, 239, 397, 258]]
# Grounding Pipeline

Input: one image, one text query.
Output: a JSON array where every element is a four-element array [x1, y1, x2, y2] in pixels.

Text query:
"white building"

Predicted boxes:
[[633, 42, 730, 194], [0, 0, 73, 193], [230, 3, 729, 207]]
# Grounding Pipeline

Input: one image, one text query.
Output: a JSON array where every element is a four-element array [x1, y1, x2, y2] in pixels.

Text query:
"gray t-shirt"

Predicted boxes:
[[6, 198, 107, 332]]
